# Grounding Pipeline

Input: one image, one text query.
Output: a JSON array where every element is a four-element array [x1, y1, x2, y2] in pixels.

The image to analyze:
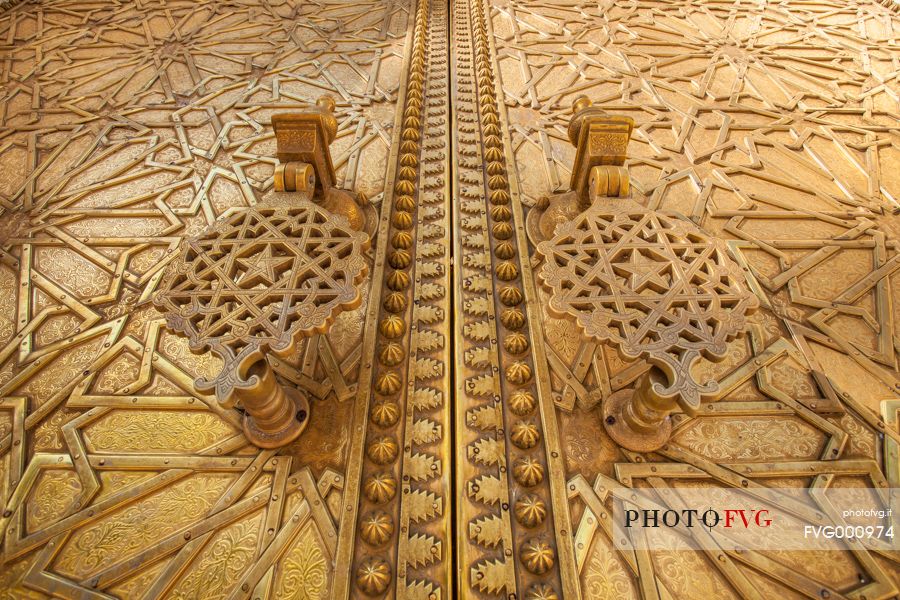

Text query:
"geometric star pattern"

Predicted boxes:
[[1, 0, 900, 598], [538, 205, 758, 410], [496, 0, 900, 597], [154, 205, 369, 403], [0, 0, 407, 597]]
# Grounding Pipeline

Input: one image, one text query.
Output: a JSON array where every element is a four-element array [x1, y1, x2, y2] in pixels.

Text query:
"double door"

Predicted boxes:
[[0, 0, 898, 598]]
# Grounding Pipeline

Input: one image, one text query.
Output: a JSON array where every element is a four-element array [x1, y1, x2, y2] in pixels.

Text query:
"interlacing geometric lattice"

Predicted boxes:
[[538, 206, 758, 409], [0, 0, 414, 597], [155, 204, 369, 402], [1, 0, 899, 596]]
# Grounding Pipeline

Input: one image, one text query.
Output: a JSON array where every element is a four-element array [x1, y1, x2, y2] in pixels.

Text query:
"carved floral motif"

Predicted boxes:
[[169, 515, 262, 600], [676, 418, 821, 461], [54, 475, 232, 578], [274, 521, 329, 599]]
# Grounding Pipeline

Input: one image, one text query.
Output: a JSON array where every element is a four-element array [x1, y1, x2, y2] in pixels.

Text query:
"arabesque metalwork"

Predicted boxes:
[[0, 0, 899, 598]]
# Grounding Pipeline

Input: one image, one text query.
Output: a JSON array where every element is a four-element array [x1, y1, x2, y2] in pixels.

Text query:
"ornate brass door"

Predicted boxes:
[[1, 0, 899, 598]]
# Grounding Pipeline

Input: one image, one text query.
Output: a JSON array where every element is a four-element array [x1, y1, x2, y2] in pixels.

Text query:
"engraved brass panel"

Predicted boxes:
[[485, 0, 900, 597], [1, 0, 900, 598]]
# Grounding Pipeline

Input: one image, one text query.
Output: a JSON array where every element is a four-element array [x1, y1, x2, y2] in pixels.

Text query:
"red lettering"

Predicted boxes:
[[724, 509, 739, 528]]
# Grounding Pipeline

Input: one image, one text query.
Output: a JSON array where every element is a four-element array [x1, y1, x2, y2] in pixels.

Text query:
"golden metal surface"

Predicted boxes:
[[0, 0, 899, 598], [154, 203, 369, 448], [490, 0, 900, 596], [0, 0, 412, 597], [566, 96, 634, 205], [271, 97, 373, 231], [271, 97, 339, 194], [537, 203, 758, 451]]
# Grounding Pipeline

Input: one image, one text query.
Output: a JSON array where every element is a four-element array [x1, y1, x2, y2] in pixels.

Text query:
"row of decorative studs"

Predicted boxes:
[[355, 0, 431, 594], [468, 0, 560, 597], [453, 0, 518, 593], [395, 0, 451, 593]]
